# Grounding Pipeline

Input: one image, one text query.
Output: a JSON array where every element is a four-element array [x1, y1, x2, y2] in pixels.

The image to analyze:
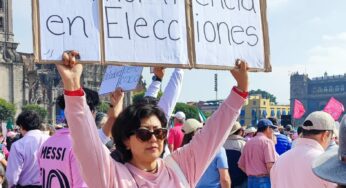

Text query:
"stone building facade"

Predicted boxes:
[[0, 0, 106, 123], [290, 72, 346, 125], [1, 0, 143, 123], [0, 0, 25, 113]]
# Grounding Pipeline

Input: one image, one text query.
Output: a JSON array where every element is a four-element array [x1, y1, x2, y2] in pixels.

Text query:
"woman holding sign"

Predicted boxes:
[[57, 51, 248, 188]]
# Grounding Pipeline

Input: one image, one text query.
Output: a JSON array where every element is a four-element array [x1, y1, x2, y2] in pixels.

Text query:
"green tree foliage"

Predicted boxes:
[[204, 111, 213, 118], [22, 104, 48, 121], [0, 98, 16, 121], [249, 89, 277, 104], [174, 103, 200, 120], [97, 102, 110, 113], [132, 91, 146, 104]]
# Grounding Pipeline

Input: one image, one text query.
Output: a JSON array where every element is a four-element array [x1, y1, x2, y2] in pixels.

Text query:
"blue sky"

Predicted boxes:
[[13, 0, 346, 104]]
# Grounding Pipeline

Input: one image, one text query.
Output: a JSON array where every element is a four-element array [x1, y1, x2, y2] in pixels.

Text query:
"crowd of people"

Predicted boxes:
[[0, 51, 344, 188]]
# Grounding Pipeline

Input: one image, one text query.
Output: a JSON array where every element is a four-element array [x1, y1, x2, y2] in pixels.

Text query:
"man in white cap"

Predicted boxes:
[[270, 111, 336, 188], [312, 115, 346, 187], [167, 111, 186, 152]]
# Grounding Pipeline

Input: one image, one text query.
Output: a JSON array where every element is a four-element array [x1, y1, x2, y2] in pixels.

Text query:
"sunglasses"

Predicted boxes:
[[131, 128, 168, 142]]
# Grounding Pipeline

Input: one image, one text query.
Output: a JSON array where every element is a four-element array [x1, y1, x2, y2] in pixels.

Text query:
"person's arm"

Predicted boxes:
[[238, 145, 247, 174], [167, 129, 175, 153], [56, 51, 120, 187], [158, 68, 184, 121], [5, 144, 23, 187], [0, 152, 7, 167], [1, 159, 7, 167], [219, 169, 231, 188], [264, 139, 278, 174], [266, 162, 274, 173], [168, 144, 174, 153], [171, 61, 248, 187], [100, 89, 124, 140], [218, 148, 231, 188], [238, 164, 246, 174], [145, 67, 165, 98]]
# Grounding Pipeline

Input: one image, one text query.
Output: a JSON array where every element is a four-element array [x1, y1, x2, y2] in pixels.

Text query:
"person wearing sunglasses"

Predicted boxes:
[[56, 51, 248, 187]]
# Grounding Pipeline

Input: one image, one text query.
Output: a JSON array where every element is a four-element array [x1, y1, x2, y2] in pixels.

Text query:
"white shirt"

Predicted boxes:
[[6, 130, 50, 187], [98, 128, 111, 145], [270, 138, 336, 188], [145, 68, 184, 121]]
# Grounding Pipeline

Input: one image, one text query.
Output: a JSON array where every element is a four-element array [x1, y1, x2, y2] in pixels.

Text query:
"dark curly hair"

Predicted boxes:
[[16, 110, 42, 131], [111, 103, 167, 163], [56, 87, 100, 112]]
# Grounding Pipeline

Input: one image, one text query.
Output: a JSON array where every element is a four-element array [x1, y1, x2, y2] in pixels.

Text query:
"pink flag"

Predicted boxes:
[[323, 97, 345, 120], [293, 99, 305, 119]]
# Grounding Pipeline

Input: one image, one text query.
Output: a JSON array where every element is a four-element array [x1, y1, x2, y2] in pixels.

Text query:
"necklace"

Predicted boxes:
[[144, 163, 158, 173]]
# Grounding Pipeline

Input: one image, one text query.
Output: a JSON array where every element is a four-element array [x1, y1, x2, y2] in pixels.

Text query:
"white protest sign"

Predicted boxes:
[[36, 0, 101, 62], [99, 66, 143, 95], [191, 0, 270, 71], [103, 1, 190, 66], [33, 0, 271, 71]]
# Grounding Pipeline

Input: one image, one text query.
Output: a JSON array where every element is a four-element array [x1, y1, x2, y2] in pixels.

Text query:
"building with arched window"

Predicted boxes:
[[0, 0, 112, 123], [291, 72, 346, 125]]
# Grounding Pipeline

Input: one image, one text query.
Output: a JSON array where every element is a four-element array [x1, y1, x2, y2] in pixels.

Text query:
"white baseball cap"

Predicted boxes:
[[302, 111, 334, 131], [174, 111, 186, 120], [244, 127, 257, 134]]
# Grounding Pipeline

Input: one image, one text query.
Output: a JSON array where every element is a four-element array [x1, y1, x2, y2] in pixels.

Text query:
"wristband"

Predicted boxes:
[[232, 86, 248, 99], [64, 88, 84, 96], [152, 75, 162, 82]]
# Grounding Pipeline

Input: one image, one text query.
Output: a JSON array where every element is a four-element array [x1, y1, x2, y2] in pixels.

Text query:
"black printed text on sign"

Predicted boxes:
[[39, 0, 101, 61], [192, 0, 268, 70], [103, 0, 189, 65]]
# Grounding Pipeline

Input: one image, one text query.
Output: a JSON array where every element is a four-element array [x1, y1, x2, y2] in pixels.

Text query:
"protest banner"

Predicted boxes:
[[33, 0, 271, 71], [98, 66, 143, 95], [190, 0, 271, 71], [32, 0, 102, 63], [102, 0, 191, 68]]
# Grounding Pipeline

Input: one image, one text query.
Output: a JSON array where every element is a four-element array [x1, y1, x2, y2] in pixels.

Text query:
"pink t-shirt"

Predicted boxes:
[[238, 132, 277, 176], [64, 89, 245, 188], [168, 124, 184, 151], [38, 128, 88, 188]]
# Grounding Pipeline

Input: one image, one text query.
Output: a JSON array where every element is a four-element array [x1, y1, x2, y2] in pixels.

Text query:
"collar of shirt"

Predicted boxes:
[[294, 138, 324, 151], [24, 129, 44, 137], [54, 128, 70, 135], [174, 123, 183, 127], [256, 132, 266, 137]]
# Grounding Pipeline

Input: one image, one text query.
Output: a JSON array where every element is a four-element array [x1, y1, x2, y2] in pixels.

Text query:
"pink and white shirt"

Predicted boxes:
[[65, 88, 246, 188]]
